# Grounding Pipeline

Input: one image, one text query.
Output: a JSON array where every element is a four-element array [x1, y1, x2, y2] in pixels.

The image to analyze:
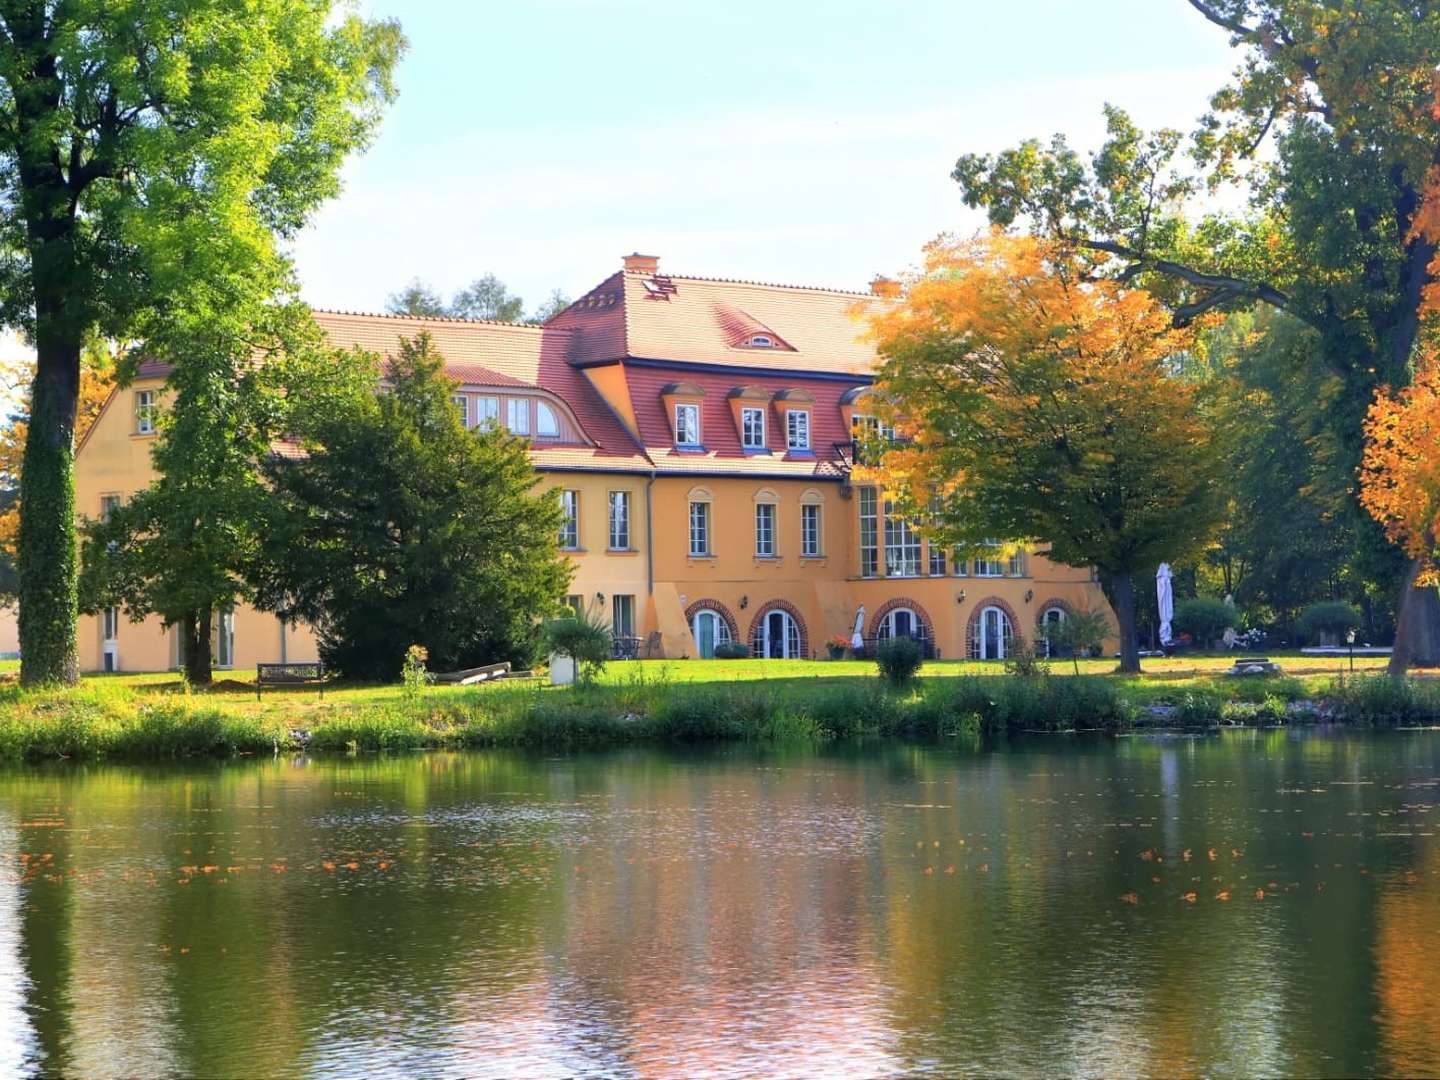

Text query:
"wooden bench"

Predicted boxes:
[[256, 662, 328, 700]]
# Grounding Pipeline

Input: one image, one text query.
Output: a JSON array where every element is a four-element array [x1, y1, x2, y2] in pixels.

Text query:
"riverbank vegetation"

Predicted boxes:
[[0, 654, 1437, 763]]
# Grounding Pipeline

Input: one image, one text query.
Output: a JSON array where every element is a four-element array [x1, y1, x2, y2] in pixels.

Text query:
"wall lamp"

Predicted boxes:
[[739, 595, 749, 609], [595, 591, 605, 605], [956, 590, 966, 604], [1024, 589, 1034, 604]]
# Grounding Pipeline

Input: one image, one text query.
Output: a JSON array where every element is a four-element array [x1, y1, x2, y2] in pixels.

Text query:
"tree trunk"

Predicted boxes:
[[181, 607, 214, 686], [1388, 559, 1440, 674], [17, 336, 81, 686], [1102, 571, 1142, 674]]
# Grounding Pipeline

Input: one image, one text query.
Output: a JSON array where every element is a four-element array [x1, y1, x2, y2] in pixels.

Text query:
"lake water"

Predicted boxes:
[[2, 732, 1439, 1078]]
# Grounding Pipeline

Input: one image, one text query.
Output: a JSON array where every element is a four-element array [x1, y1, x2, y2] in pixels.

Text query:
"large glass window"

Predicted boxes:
[[536, 401, 560, 439], [558, 490, 579, 549], [755, 502, 776, 556], [884, 501, 921, 577], [451, 395, 469, 427], [608, 491, 630, 550], [1008, 550, 1027, 577], [786, 409, 810, 450], [859, 487, 878, 577], [506, 398, 530, 435], [741, 407, 766, 449], [675, 403, 701, 447], [801, 503, 821, 557], [612, 594, 635, 639], [975, 542, 1006, 577], [215, 606, 236, 668], [929, 543, 947, 577], [689, 500, 710, 556]]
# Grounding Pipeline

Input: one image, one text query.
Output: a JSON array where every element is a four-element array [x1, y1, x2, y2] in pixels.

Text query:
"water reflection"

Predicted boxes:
[[0, 734, 1437, 1077]]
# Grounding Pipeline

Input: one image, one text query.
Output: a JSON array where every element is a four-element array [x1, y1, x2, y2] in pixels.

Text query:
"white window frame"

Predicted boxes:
[[536, 401, 560, 439], [859, 486, 878, 578], [612, 594, 635, 639], [675, 403, 701, 447], [134, 390, 156, 435], [215, 606, 236, 669], [786, 409, 811, 451], [451, 394, 469, 427], [475, 396, 500, 430], [691, 610, 732, 658], [506, 398, 530, 435], [558, 490, 579, 550], [884, 501, 921, 577], [741, 406, 766, 450], [801, 502, 821, 557], [608, 490, 631, 551], [689, 499, 710, 556], [754, 501, 776, 557]]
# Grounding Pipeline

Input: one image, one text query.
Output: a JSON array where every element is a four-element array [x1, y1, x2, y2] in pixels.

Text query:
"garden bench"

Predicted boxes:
[[255, 662, 328, 700]]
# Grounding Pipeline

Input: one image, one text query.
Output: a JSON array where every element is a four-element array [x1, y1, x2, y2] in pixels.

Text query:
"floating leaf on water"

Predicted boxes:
[[1183, 891, 1198, 903], [1120, 892, 1139, 904]]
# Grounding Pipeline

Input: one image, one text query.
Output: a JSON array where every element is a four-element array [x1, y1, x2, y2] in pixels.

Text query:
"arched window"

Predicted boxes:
[[751, 608, 801, 659], [878, 606, 929, 646], [970, 605, 1013, 660], [1039, 606, 1066, 657], [749, 334, 773, 347], [536, 401, 560, 439], [691, 609, 732, 658]]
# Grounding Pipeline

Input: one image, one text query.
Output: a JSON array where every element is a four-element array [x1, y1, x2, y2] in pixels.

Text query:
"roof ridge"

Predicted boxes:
[[621, 269, 881, 299], [311, 308, 564, 331]]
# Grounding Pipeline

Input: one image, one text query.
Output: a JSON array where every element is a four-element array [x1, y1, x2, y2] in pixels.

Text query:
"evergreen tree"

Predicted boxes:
[[253, 333, 570, 679]]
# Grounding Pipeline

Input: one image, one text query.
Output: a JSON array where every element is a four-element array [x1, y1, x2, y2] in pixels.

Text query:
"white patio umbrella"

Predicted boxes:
[[1156, 563, 1174, 647], [851, 605, 866, 652]]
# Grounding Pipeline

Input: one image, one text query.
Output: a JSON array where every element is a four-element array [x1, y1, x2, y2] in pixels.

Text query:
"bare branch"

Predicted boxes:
[[1186, 0, 1257, 36]]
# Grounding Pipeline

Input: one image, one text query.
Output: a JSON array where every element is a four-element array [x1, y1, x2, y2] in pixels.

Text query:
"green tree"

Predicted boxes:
[[451, 273, 525, 322], [951, 0, 1440, 671], [77, 308, 359, 685], [253, 333, 571, 679], [528, 288, 572, 324], [385, 279, 448, 318], [0, 2, 403, 685], [1042, 608, 1112, 675]]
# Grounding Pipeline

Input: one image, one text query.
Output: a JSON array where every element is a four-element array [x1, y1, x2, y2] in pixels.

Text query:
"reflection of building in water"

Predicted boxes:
[[0, 816, 38, 1075]]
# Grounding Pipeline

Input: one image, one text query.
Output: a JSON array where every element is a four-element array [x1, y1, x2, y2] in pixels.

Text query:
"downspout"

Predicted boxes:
[[645, 470, 656, 595]]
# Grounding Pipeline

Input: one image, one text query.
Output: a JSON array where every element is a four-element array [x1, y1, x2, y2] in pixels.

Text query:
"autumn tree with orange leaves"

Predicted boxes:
[[867, 234, 1227, 673]]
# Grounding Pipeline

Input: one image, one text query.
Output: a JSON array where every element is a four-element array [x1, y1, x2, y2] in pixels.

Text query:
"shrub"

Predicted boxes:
[[713, 640, 750, 659], [1040, 608, 1112, 673], [1296, 600, 1362, 645], [541, 612, 611, 685], [401, 644, 430, 699], [875, 637, 924, 684], [1324, 675, 1440, 724], [1003, 637, 1049, 678], [1174, 597, 1238, 648]]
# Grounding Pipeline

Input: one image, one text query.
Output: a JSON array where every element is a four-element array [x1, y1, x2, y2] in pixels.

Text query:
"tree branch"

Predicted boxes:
[[1186, 0, 1256, 37]]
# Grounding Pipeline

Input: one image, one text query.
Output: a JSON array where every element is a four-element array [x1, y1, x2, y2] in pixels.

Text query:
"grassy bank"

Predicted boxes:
[[3, 664, 1440, 763]]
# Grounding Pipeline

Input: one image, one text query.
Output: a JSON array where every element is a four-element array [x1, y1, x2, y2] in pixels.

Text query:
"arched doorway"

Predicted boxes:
[[752, 608, 801, 659], [692, 609, 732, 659], [1039, 605, 1067, 657], [970, 605, 1013, 660]]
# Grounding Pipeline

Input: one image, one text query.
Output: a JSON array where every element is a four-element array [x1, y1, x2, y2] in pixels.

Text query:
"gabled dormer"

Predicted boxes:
[[727, 385, 773, 453], [660, 380, 706, 450]]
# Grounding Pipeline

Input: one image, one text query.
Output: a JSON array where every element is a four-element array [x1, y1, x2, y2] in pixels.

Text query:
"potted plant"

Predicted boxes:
[[826, 634, 851, 660]]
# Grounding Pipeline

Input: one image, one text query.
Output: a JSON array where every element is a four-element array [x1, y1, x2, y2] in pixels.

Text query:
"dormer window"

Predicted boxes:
[[741, 407, 766, 449], [536, 401, 560, 439], [451, 395, 469, 427], [786, 409, 810, 450], [506, 398, 530, 435], [748, 334, 774, 348], [675, 403, 701, 447]]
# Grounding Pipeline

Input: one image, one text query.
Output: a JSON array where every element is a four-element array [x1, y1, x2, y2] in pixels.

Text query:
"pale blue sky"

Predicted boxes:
[[290, 1, 1239, 314]]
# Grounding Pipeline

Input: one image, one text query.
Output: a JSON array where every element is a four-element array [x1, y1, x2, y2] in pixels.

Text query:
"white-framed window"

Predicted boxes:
[[1008, 550, 1027, 577], [1040, 606, 1067, 657], [608, 490, 631, 550], [752, 607, 801, 658], [878, 607, 927, 646], [675, 403, 701, 447], [134, 390, 156, 435], [801, 503, 821, 557], [755, 501, 776, 556], [975, 543, 1005, 577], [884, 501, 921, 577], [786, 409, 810, 450], [536, 401, 560, 439], [506, 398, 530, 435], [859, 487, 878, 577], [692, 609, 732, 659], [558, 490, 579, 549], [451, 394, 469, 427], [748, 334, 774, 348], [100, 494, 121, 522], [475, 396, 500, 429], [215, 606, 236, 668], [953, 554, 968, 576], [929, 544, 946, 576], [741, 406, 766, 449], [689, 499, 710, 556], [102, 606, 119, 641]]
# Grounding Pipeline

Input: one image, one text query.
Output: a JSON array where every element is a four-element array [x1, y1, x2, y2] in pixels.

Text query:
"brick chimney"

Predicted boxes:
[[869, 275, 900, 298], [623, 252, 660, 275]]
